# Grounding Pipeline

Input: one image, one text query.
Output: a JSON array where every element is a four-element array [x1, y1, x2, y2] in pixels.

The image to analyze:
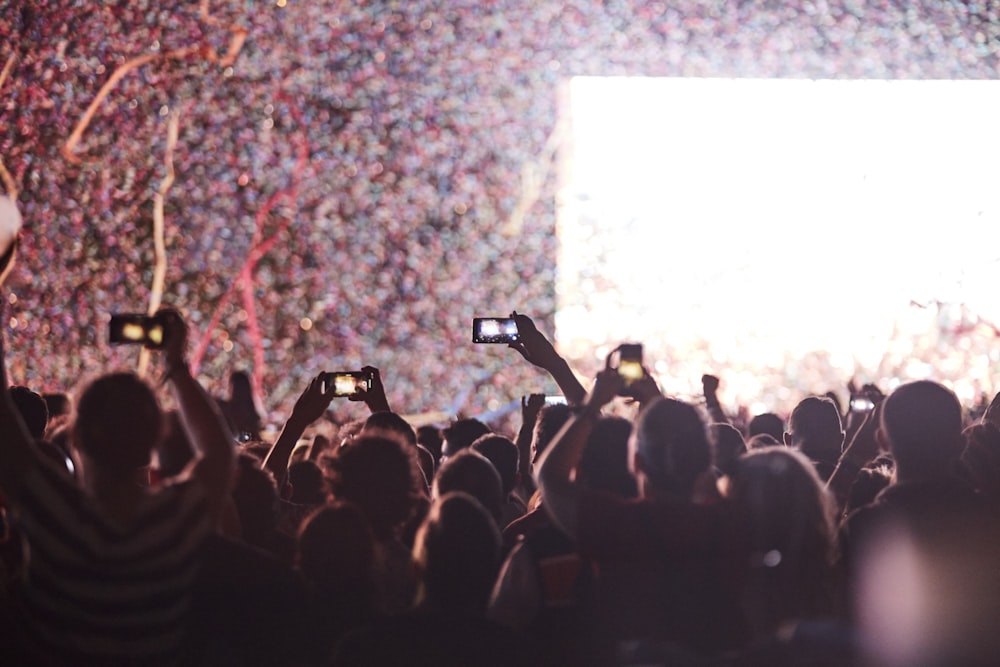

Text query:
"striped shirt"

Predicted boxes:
[[9, 456, 213, 666]]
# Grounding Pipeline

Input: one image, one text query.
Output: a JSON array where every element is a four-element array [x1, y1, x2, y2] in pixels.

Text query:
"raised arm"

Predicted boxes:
[[160, 309, 236, 518], [515, 393, 546, 498], [537, 368, 621, 538], [508, 311, 587, 406], [262, 373, 335, 491], [702, 374, 729, 425]]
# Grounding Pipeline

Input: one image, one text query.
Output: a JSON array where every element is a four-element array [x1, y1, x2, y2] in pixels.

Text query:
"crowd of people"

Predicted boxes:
[[2, 1, 999, 426], [2, 289, 1000, 665]]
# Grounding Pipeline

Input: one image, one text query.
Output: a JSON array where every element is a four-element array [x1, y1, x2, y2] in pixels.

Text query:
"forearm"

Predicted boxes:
[[537, 404, 598, 538], [545, 357, 587, 406], [169, 363, 234, 489], [263, 413, 309, 490]]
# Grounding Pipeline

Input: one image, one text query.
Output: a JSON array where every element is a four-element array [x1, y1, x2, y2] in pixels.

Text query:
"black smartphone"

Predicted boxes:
[[109, 313, 167, 349], [472, 317, 519, 344], [615, 343, 644, 387], [321, 371, 373, 398]]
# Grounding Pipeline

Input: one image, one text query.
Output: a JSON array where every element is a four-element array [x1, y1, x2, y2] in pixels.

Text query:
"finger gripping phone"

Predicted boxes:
[[472, 317, 519, 344], [109, 313, 168, 349], [322, 371, 373, 398]]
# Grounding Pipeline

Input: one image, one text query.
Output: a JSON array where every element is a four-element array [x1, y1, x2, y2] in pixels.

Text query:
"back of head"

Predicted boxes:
[[749, 412, 785, 442], [471, 434, 519, 496], [326, 434, 423, 540], [433, 449, 504, 526], [288, 460, 328, 505], [364, 411, 417, 447], [531, 403, 573, 464], [417, 425, 443, 463], [413, 492, 502, 614], [441, 418, 490, 458], [231, 453, 280, 542], [788, 396, 844, 469], [729, 447, 836, 561], [634, 397, 711, 499], [580, 416, 637, 498], [728, 447, 837, 633], [297, 501, 375, 597], [73, 372, 162, 473], [712, 422, 747, 477], [881, 380, 963, 480], [10, 385, 49, 440]]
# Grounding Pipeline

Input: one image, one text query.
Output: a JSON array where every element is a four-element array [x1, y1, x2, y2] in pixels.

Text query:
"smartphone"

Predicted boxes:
[[850, 397, 875, 413], [472, 317, 519, 344], [616, 343, 644, 386], [544, 395, 568, 405], [109, 313, 167, 349], [322, 371, 373, 398]]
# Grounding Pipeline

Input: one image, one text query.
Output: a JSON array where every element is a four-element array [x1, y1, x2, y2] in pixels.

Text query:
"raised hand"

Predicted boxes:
[[507, 311, 561, 369], [291, 373, 337, 427], [350, 365, 391, 413]]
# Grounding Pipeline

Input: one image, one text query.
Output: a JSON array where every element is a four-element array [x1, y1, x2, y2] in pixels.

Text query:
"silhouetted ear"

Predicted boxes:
[[783, 431, 793, 447]]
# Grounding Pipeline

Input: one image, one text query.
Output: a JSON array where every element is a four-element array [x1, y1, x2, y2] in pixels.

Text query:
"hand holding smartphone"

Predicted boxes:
[[108, 313, 168, 349], [321, 371, 373, 398], [472, 317, 519, 344]]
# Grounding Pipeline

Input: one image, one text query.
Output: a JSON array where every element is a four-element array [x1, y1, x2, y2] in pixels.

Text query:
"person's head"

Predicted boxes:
[[879, 381, 963, 481], [363, 411, 417, 447], [471, 434, 519, 496], [10, 385, 49, 440], [432, 449, 504, 526], [325, 434, 424, 540], [747, 433, 782, 450], [231, 453, 280, 543], [42, 392, 71, 419], [632, 397, 711, 500], [727, 446, 838, 634], [785, 396, 845, 477], [417, 425, 443, 463], [288, 460, 328, 505], [749, 412, 785, 442], [579, 416, 637, 499], [530, 402, 574, 474], [441, 418, 490, 460], [72, 373, 162, 475], [962, 422, 1000, 502], [297, 501, 375, 598], [412, 492, 502, 614], [712, 422, 747, 477]]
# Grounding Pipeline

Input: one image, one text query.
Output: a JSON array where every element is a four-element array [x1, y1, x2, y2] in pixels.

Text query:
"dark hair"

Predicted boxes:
[[417, 425, 443, 462], [788, 396, 844, 461], [326, 434, 424, 540], [72, 373, 162, 472], [442, 418, 490, 457], [471, 434, 519, 495], [433, 449, 503, 525], [231, 453, 280, 543], [634, 398, 710, 499], [580, 416, 637, 498], [297, 501, 375, 597], [10, 386, 48, 440], [364, 411, 417, 447], [288, 460, 328, 505], [531, 403, 574, 461], [414, 492, 502, 613], [881, 381, 963, 478], [712, 422, 746, 477], [42, 392, 72, 419], [749, 412, 785, 442]]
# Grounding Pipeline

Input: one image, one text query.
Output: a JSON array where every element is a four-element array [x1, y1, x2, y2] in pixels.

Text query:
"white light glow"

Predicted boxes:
[[557, 77, 1000, 411]]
